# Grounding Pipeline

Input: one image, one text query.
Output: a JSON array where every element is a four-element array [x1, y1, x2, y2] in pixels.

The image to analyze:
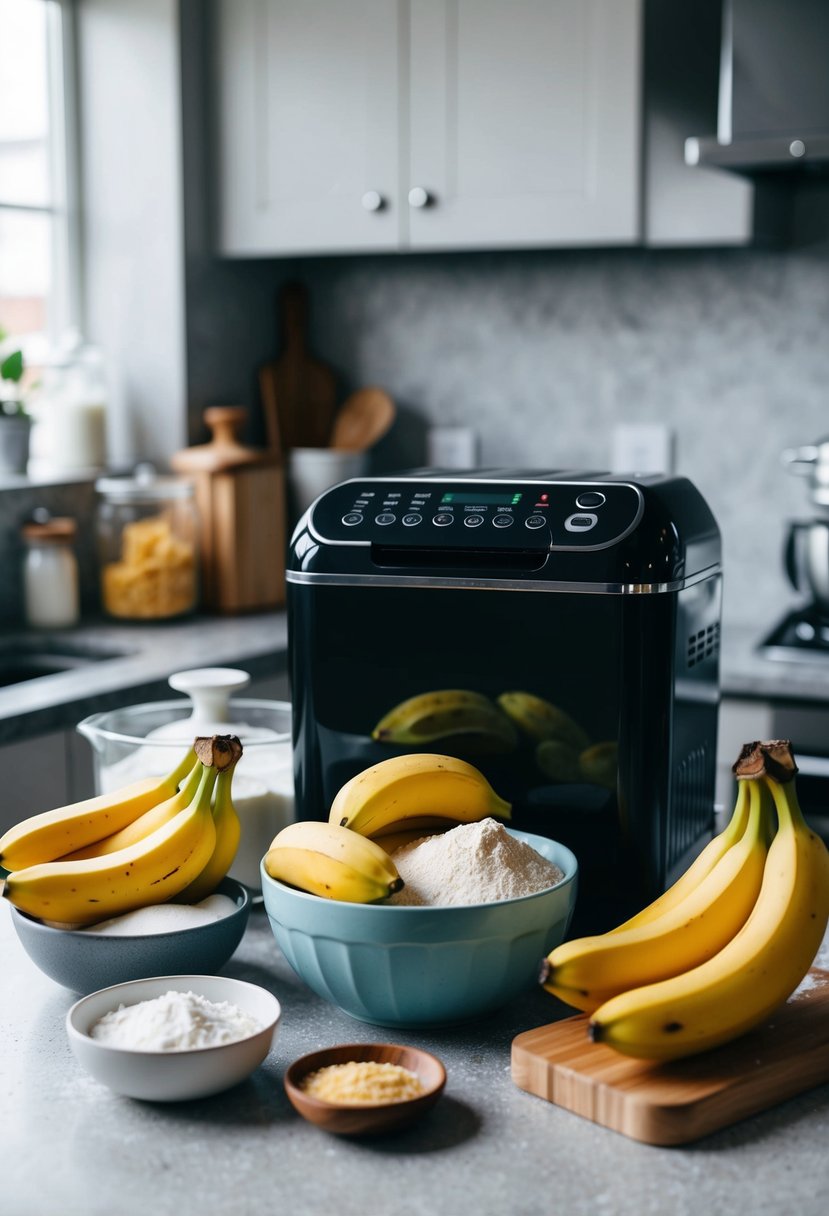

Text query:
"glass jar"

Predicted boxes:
[[21, 512, 80, 628], [77, 668, 294, 893], [95, 466, 199, 620]]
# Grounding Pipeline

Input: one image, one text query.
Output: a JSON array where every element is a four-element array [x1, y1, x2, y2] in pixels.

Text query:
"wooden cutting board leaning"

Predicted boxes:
[[511, 968, 829, 1146], [259, 281, 338, 453]]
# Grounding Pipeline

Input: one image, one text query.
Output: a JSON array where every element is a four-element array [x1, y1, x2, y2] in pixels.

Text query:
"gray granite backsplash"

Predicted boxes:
[[187, 223, 829, 635]]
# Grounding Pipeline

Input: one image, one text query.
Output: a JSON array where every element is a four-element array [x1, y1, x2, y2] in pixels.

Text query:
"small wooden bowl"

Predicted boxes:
[[284, 1043, 446, 1136]]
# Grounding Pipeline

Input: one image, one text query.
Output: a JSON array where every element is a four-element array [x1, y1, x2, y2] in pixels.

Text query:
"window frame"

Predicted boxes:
[[0, 0, 82, 357]]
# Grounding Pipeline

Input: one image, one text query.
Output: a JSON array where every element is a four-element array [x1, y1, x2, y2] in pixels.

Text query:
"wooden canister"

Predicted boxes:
[[171, 406, 286, 612]]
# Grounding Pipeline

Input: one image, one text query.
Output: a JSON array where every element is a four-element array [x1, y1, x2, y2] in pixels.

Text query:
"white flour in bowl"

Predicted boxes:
[[90, 990, 261, 1051], [388, 817, 563, 906]]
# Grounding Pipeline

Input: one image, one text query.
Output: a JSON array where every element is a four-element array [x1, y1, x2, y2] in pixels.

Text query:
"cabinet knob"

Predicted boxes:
[[361, 190, 385, 212], [408, 186, 433, 209]]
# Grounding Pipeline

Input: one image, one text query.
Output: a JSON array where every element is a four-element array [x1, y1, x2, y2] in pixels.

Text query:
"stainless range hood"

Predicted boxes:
[[685, 0, 829, 175]]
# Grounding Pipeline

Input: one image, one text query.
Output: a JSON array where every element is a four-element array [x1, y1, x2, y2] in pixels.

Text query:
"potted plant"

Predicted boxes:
[[0, 329, 32, 475]]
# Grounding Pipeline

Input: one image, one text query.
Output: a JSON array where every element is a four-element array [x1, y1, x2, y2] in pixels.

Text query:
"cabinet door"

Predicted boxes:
[[407, 0, 642, 249], [216, 0, 400, 255]]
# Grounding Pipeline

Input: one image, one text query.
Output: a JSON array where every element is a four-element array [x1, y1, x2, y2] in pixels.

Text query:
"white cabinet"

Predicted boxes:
[[407, 0, 641, 250], [215, 0, 643, 255], [215, 0, 401, 255]]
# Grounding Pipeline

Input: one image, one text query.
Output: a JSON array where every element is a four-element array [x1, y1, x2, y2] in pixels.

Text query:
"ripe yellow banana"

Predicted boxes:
[[329, 753, 511, 836], [541, 777, 769, 1012], [176, 754, 242, 903], [610, 777, 753, 935], [372, 689, 517, 751], [2, 764, 218, 926], [588, 743, 829, 1061], [62, 736, 241, 862], [0, 746, 197, 871], [264, 820, 403, 903], [497, 691, 590, 751], [61, 758, 204, 861]]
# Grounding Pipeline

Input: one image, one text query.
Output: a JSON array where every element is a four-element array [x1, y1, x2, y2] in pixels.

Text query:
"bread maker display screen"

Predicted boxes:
[[440, 491, 523, 506]]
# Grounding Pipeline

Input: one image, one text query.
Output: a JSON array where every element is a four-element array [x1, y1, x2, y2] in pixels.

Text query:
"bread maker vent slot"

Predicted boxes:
[[687, 622, 720, 668], [670, 744, 711, 864]]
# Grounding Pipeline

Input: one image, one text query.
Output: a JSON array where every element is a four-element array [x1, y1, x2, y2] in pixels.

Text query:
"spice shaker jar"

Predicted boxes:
[[21, 511, 80, 629], [95, 465, 199, 619]]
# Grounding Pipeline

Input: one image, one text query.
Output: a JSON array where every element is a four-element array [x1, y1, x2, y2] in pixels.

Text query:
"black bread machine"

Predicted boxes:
[[287, 470, 722, 932]]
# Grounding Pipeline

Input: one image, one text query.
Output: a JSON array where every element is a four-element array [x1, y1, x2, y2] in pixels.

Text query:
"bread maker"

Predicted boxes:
[[286, 470, 722, 932]]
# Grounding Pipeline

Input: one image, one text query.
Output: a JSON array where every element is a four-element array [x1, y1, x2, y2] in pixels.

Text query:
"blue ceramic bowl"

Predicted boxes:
[[11, 878, 251, 994], [261, 830, 577, 1028]]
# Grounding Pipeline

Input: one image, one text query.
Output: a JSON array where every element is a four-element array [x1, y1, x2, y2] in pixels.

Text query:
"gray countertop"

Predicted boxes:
[[0, 612, 288, 745], [721, 621, 829, 703], [3, 904, 828, 1216]]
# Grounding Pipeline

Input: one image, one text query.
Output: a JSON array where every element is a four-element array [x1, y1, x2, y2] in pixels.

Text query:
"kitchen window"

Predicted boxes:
[[0, 0, 80, 363]]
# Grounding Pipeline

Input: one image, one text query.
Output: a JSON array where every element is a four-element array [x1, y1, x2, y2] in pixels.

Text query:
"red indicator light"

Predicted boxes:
[[540, 493, 549, 502]]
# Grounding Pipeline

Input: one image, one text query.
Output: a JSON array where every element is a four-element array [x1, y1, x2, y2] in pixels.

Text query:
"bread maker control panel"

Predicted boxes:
[[310, 479, 644, 550]]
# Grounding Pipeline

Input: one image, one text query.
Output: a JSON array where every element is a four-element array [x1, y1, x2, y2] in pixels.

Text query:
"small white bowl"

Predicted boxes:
[[66, 975, 281, 1101]]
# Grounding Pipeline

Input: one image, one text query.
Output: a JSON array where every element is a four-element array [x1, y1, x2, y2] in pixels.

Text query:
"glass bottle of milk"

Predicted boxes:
[[30, 337, 107, 474]]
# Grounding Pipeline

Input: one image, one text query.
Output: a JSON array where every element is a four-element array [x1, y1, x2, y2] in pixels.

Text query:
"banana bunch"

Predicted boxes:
[[371, 689, 518, 753], [264, 754, 511, 901], [541, 740, 829, 1062], [1, 735, 244, 927]]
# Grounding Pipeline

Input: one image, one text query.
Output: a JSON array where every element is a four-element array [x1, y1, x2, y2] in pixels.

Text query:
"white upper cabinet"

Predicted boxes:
[[215, 0, 643, 255], [406, 0, 641, 249], [215, 0, 401, 255]]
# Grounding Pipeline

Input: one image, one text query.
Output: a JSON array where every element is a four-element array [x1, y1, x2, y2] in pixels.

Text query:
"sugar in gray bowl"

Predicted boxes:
[[10, 878, 251, 994], [261, 829, 577, 1028]]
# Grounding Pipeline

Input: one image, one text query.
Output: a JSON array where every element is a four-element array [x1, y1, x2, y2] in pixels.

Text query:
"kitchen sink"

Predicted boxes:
[[0, 640, 131, 688]]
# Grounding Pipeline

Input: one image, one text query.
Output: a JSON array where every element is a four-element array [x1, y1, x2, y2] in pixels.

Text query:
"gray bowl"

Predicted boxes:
[[11, 878, 251, 994]]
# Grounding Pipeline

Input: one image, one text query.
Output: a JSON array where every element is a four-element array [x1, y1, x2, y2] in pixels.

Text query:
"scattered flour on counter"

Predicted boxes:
[[81, 893, 237, 936], [789, 970, 828, 1001], [388, 817, 563, 906], [90, 990, 261, 1050]]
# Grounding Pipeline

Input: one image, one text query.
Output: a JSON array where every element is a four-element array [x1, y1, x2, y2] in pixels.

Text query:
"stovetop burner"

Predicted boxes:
[[759, 606, 829, 661]]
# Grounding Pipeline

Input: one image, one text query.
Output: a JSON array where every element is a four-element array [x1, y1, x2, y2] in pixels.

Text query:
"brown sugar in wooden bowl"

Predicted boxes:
[[284, 1042, 446, 1136]]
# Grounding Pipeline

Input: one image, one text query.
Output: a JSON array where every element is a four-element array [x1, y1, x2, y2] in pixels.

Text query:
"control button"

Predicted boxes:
[[375, 512, 396, 525], [576, 491, 606, 509], [464, 514, 484, 528], [402, 513, 422, 526], [432, 513, 454, 526], [525, 515, 547, 530], [342, 512, 363, 526], [492, 514, 514, 529], [565, 512, 598, 532]]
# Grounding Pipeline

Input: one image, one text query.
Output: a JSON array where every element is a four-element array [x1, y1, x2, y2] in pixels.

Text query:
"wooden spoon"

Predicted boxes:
[[329, 388, 395, 452]]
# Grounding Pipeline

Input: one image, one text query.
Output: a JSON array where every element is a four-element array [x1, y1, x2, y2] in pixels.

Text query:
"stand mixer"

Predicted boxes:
[[761, 439, 829, 658]]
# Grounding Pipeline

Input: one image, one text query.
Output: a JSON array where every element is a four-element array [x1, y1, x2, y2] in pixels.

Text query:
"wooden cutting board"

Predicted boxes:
[[511, 968, 829, 1146], [258, 281, 338, 453]]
